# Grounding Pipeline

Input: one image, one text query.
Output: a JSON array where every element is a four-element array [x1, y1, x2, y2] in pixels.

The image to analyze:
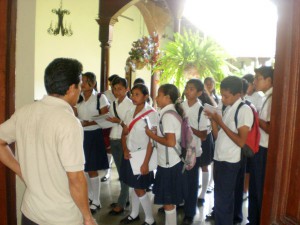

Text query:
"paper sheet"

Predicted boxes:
[[92, 113, 117, 129], [129, 148, 157, 175]]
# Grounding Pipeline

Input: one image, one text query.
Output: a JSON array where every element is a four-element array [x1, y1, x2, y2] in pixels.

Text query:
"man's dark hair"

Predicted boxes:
[[243, 74, 255, 84], [241, 78, 249, 95], [220, 76, 242, 95], [44, 58, 82, 96], [254, 66, 274, 81], [112, 77, 128, 88], [108, 74, 119, 82]]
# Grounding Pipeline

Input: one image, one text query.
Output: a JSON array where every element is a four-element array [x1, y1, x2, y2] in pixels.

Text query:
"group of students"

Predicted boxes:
[[0, 57, 273, 225]]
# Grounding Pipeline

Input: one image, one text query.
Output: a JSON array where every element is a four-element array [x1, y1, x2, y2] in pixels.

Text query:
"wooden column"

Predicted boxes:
[[0, 0, 17, 224], [261, 0, 300, 224], [164, 0, 186, 33]]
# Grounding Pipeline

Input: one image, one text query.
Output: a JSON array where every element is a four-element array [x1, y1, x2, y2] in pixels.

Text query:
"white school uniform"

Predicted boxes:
[[214, 98, 254, 163], [157, 104, 182, 168], [182, 100, 209, 157], [245, 91, 264, 113], [109, 96, 133, 139], [124, 103, 159, 152], [76, 90, 110, 131], [104, 89, 116, 103], [259, 87, 273, 148]]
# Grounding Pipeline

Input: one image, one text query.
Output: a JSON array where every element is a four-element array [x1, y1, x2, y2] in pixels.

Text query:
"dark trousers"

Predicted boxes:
[[248, 146, 268, 225], [233, 155, 246, 222], [183, 157, 200, 218], [110, 139, 129, 208], [214, 160, 240, 225], [22, 214, 38, 225]]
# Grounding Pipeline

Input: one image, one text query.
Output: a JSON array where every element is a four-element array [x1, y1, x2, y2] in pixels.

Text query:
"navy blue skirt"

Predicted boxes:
[[153, 162, 186, 205], [199, 132, 214, 167], [83, 128, 109, 171], [120, 157, 154, 189]]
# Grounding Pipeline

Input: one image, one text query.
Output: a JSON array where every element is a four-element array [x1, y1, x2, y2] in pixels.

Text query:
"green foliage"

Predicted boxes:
[[154, 30, 232, 91]]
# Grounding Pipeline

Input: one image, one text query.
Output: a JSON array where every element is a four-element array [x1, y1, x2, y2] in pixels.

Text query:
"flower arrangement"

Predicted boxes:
[[126, 33, 160, 71]]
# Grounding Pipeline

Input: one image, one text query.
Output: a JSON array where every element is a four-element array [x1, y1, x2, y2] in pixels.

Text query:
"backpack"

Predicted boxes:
[[159, 110, 196, 172], [234, 100, 260, 158]]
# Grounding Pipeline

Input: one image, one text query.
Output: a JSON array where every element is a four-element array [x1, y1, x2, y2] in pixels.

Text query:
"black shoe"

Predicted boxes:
[[176, 204, 184, 210], [205, 211, 215, 221], [197, 198, 205, 206], [233, 218, 243, 225], [206, 186, 214, 193], [101, 176, 109, 182], [90, 203, 101, 214], [181, 216, 193, 225], [146, 186, 152, 192], [108, 208, 124, 216], [120, 215, 140, 224], [141, 221, 156, 225]]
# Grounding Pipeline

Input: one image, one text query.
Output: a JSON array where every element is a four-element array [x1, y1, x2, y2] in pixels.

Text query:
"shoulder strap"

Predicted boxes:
[[260, 94, 272, 113], [234, 102, 245, 128], [96, 93, 102, 110], [198, 106, 204, 130], [128, 109, 155, 132], [113, 101, 120, 119]]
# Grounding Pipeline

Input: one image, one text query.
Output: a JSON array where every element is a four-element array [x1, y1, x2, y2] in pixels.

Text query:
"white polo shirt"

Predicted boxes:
[[124, 103, 158, 152], [104, 89, 116, 103], [245, 91, 264, 112], [157, 104, 182, 168], [214, 98, 253, 163], [109, 96, 133, 139], [182, 100, 209, 157], [0, 95, 85, 225], [77, 90, 110, 131], [259, 87, 273, 148]]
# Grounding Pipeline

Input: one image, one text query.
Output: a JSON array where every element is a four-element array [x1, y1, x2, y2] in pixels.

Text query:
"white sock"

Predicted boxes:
[[129, 191, 140, 219], [85, 173, 93, 201], [165, 207, 176, 225], [105, 153, 113, 177], [139, 194, 154, 224], [208, 163, 214, 187], [199, 171, 209, 199], [198, 168, 202, 186], [90, 176, 101, 206]]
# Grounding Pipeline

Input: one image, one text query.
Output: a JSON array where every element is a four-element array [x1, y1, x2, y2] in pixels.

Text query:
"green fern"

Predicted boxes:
[[155, 30, 233, 91]]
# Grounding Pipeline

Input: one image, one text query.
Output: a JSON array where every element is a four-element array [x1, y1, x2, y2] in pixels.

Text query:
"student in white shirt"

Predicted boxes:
[[101, 74, 119, 183], [243, 74, 264, 112], [106, 77, 133, 215], [146, 84, 185, 225], [248, 66, 274, 225], [75, 72, 110, 214], [181, 79, 209, 225], [119, 84, 158, 225], [205, 76, 253, 225]]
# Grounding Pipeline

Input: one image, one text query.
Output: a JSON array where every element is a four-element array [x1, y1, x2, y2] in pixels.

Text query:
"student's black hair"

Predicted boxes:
[[243, 74, 255, 84], [220, 76, 242, 95], [112, 77, 128, 88], [254, 66, 274, 81], [199, 90, 214, 106], [133, 78, 145, 85], [108, 74, 119, 82], [241, 78, 249, 96], [159, 84, 184, 118], [82, 72, 97, 91], [44, 58, 82, 96], [186, 78, 204, 92], [131, 83, 150, 103]]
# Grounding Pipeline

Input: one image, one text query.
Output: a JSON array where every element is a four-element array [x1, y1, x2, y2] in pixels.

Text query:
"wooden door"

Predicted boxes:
[[261, 0, 300, 224], [0, 0, 17, 224]]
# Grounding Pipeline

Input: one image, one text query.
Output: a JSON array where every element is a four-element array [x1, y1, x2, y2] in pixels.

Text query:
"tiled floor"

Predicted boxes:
[[93, 168, 249, 225]]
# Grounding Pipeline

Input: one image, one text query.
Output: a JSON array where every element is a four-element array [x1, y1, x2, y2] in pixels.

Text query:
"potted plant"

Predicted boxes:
[[155, 30, 233, 91]]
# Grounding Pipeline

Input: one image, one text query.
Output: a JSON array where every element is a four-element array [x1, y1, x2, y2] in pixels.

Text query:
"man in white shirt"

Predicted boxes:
[[0, 58, 97, 225], [205, 76, 253, 225]]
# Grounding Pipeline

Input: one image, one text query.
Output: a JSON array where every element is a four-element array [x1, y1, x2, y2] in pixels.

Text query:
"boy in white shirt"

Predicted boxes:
[[248, 66, 273, 225], [205, 76, 253, 225], [107, 77, 133, 215], [243, 74, 264, 112]]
